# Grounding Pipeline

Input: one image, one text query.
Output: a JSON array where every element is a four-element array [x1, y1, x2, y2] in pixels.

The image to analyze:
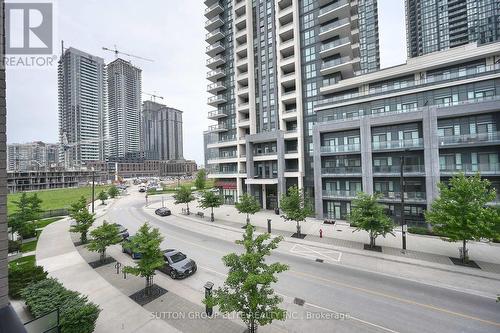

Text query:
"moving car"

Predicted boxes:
[[138, 187, 146, 193], [155, 207, 171, 216], [158, 249, 197, 279], [121, 236, 141, 259], [111, 223, 129, 239]]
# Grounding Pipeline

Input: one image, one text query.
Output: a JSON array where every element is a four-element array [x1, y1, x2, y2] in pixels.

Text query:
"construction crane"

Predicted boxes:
[[143, 92, 164, 103], [61, 132, 113, 170], [102, 45, 154, 62]]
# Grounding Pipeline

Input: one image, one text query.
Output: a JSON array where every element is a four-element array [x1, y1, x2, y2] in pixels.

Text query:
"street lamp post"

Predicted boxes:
[[91, 167, 95, 214], [400, 150, 408, 252]]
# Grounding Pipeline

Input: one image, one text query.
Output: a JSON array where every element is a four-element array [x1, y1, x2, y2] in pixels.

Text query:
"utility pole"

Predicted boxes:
[[91, 167, 95, 214], [400, 150, 408, 252]]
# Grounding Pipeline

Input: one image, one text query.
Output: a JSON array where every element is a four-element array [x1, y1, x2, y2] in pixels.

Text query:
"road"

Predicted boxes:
[[104, 190, 500, 333]]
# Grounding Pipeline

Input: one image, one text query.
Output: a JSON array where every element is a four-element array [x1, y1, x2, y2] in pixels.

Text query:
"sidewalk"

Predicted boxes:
[[152, 194, 500, 277]]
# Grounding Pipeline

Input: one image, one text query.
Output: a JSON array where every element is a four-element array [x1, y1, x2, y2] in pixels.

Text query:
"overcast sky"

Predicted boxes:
[[6, 0, 406, 165]]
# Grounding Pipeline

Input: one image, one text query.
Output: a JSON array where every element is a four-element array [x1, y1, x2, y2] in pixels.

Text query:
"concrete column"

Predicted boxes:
[[423, 106, 440, 208], [245, 140, 254, 194], [262, 184, 267, 210], [276, 131, 286, 197], [360, 118, 373, 194], [312, 126, 323, 218]]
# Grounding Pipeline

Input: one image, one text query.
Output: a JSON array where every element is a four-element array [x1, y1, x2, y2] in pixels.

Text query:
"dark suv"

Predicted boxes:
[[158, 249, 197, 279], [121, 236, 141, 259], [155, 207, 171, 216], [112, 224, 129, 239]]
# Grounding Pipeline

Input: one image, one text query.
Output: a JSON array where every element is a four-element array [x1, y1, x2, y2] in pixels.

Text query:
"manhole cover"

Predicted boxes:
[[294, 298, 305, 306]]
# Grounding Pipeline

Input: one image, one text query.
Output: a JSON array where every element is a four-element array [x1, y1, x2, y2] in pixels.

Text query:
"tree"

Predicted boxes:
[[97, 190, 108, 205], [108, 185, 120, 199], [69, 197, 95, 244], [350, 192, 394, 249], [425, 173, 499, 262], [204, 225, 288, 333], [87, 221, 122, 263], [173, 186, 195, 215], [9, 193, 43, 240], [123, 223, 164, 295], [199, 190, 223, 222], [235, 193, 260, 226], [194, 169, 207, 190], [280, 185, 313, 237]]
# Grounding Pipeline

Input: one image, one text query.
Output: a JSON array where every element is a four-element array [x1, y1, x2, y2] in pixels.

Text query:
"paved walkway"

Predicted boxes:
[[151, 194, 500, 276]]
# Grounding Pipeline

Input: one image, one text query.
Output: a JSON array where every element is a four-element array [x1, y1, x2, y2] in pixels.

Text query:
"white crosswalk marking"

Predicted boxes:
[[290, 244, 342, 262]]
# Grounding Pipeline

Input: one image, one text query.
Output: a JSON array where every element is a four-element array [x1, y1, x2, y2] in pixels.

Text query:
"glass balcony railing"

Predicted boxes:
[[322, 166, 362, 174], [208, 153, 238, 160], [372, 138, 423, 150], [440, 163, 500, 175], [207, 82, 226, 91], [322, 190, 359, 198], [321, 143, 361, 153], [319, 18, 350, 34], [438, 131, 500, 146], [377, 191, 426, 202], [207, 110, 228, 118], [318, 0, 348, 16], [321, 56, 352, 70], [373, 165, 425, 174], [320, 37, 350, 52], [254, 150, 278, 156], [207, 124, 228, 132]]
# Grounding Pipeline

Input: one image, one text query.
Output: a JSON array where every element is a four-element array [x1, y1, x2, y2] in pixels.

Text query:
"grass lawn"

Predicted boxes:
[[20, 240, 37, 253], [9, 255, 36, 269], [8, 186, 109, 216], [35, 217, 64, 229], [149, 179, 215, 195]]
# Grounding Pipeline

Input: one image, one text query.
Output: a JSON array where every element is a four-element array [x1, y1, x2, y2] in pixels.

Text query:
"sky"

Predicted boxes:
[[6, 0, 407, 166]]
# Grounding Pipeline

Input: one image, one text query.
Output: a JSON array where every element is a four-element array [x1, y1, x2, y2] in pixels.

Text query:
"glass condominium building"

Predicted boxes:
[[204, 0, 380, 208], [406, 0, 500, 58]]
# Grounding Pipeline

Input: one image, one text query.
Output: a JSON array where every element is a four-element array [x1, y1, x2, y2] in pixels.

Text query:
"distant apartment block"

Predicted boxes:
[[7, 141, 59, 171], [406, 0, 500, 57], [142, 100, 184, 160], [204, 0, 380, 207], [58, 47, 108, 168], [107, 58, 142, 158]]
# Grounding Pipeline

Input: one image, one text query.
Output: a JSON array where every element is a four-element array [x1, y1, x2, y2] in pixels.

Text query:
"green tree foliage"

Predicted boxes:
[[425, 173, 499, 262], [279, 185, 313, 237], [9, 193, 44, 240], [199, 190, 223, 222], [8, 264, 48, 299], [205, 225, 288, 333], [350, 192, 394, 249], [69, 196, 95, 244], [108, 185, 120, 199], [22, 278, 100, 333], [123, 223, 164, 295], [235, 193, 261, 225], [87, 221, 122, 263], [194, 169, 207, 190], [97, 190, 108, 205], [173, 186, 195, 215]]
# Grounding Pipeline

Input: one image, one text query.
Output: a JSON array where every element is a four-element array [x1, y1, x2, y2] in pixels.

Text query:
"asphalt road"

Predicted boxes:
[[104, 191, 500, 333]]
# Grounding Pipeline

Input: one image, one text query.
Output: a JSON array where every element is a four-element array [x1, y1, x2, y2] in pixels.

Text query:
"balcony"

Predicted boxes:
[[372, 138, 424, 151], [319, 18, 351, 41], [206, 55, 226, 69], [254, 150, 278, 157], [207, 82, 226, 94], [318, 0, 350, 24], [207, 95, 227, 106], [206, 136, 238, 147], [208, 152, 238, 161], [205, 15, 224, 31], [322, 166, 362, 176], [282, 108, 297, 120], [438, 131, 500, 147], [204, 0, 219, 7], [206, 41, 225, 57], [440, 163, 500, 176], [207, 124, 228, 132], [238, 102, 250, 113], [206, 28, 225, 44], [322, 190, 359, 199], [207, 109, 228, 120], [320, 37, 351, 58], [377, 192, 427, 203], [320, 56, 354, 76], [373, 165, 426, 176], [206, 68, 226, 82], [205, 3, 223, 19], [321, 143, 360, 154]]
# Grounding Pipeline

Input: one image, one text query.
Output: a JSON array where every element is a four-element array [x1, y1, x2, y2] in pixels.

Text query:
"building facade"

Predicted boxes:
[[406, 0, 500, 58], [107, 58, 143, 159], [312, 42, 500, 225], [58, 47, 108, 168], [142, 100, 184, 160], [7, 142, 59, 171], [204, 0, 380, 207]]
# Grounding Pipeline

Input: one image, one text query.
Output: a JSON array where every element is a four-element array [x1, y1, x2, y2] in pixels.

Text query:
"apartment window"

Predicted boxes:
[[303, 47, 316, 62]]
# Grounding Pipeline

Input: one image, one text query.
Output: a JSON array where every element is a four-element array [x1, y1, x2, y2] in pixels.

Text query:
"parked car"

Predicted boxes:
[[138, 187, 146, 193], [155, 207, 171, 216], [112, 223, 129, 239], [121, 236, 141, 259], [158, 249, 197, 279]]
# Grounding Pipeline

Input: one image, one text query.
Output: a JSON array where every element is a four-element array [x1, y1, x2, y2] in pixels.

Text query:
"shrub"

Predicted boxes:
[[408, 226, 449, 238], [22, 278, 100, 333], [8, 240, 20, 253], [8, 264, 48, 299], [19, 222, 37, 239]]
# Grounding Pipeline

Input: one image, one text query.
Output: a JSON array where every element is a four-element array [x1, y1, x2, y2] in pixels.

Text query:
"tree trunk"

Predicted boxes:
[[462, 239, 468, 263], [211, 208, 214, 222], [246, 214, 250, 225], [370, 232, 375, 248], [100, 250, 106, 263], [81, 232, 87, 244], [248, 319, 257, 333], [296, 220, 300, 236], [186, 203, 190, 215]]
